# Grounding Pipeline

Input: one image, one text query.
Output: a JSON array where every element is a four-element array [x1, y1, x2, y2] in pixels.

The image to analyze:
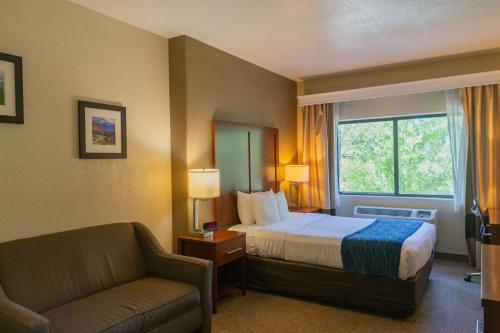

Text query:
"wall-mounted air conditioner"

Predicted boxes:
[[353, 206, 437, 225]]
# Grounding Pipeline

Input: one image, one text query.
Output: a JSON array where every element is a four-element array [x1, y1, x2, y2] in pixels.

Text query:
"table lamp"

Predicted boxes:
[[188, 168, 220, 234], [285, 164, 309, 208]]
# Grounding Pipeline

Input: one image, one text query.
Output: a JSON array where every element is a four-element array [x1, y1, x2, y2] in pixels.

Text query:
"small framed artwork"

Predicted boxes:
[[78, 100, 127, 159], [0, 52, 24, 124]]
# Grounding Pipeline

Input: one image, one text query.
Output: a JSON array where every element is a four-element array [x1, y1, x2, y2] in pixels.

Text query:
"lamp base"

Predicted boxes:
[[189, 229, 213, 241], [189, 228, 204, 236], [191, 198, 210, 237], [288, 182, 302, 209], [192, 198, 201, 234]]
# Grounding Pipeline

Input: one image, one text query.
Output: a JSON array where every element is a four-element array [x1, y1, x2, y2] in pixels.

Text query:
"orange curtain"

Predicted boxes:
[[462, 84, 500, 267], [463, 84, 500, 210], [301, 103, 336, 210]]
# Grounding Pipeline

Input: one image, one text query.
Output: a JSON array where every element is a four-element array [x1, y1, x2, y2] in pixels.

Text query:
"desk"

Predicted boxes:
[[486, 209, 500, 244], [481, 244, 500, 333]]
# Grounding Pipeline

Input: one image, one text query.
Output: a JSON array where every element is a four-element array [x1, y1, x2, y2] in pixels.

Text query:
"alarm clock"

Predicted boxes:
[[203, 221, 218, 232]]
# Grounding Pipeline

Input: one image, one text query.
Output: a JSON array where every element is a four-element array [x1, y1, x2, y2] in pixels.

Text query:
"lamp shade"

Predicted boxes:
[[188, 169, 220, 199], [285, 165, 309, 182]]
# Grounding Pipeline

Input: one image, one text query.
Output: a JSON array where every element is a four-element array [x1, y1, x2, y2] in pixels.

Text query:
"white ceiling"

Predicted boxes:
[[70, 0, 500, 80]]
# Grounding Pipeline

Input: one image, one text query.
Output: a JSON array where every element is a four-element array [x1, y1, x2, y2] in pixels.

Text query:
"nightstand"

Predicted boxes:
[[289, 206, 322, 213], [177, 230, 246, 313]]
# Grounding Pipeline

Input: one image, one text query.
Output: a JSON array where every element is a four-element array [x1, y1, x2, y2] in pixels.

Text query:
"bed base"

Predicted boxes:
[[246, 253, 434, 316]]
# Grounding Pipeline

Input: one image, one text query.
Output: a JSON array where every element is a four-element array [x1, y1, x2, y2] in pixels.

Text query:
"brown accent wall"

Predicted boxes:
[[303, 48, 500, 95], [169, 36, 297, 248]]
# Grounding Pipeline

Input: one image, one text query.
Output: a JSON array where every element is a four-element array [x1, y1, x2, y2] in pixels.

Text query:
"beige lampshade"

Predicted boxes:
[[188, 169, 220, 199], [285, 164, 309, 183]]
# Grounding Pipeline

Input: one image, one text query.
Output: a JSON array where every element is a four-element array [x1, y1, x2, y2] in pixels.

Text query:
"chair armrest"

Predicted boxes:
[[0, 299, 51, 333], [147, 253, 212, 290], [132, 222, 212, 333]]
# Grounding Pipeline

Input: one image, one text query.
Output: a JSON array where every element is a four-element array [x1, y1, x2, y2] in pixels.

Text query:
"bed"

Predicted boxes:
[[212, 120, 435, 315], [228, 212, 436, 280]]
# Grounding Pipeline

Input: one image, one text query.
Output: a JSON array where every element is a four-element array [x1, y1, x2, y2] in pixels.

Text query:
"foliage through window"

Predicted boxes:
[[338, 114, 453, 197]]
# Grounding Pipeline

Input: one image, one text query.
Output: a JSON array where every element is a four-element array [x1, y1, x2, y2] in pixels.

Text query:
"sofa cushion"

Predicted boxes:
[[147, 307, 202, 333], [42, 277, 201, 333], [0, 223, 146, 312]]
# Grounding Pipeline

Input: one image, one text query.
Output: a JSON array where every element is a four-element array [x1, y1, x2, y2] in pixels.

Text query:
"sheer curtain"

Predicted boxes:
[[445, 89, 468, 213], [301, 103, 340, 213]]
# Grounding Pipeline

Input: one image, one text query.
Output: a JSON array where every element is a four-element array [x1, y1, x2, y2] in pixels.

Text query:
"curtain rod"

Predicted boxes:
[[297, 70, 500, 106]]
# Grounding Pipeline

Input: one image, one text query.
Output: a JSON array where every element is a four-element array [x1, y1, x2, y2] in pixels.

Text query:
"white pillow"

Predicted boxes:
[[275, 191, 291, 221], [252, 190, 281, 226], [237, 191, 255, 225]]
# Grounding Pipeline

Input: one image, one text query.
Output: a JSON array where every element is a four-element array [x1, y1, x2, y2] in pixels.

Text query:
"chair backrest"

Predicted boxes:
[[0, 223, 146, 313], [471, 199, 491, 243]]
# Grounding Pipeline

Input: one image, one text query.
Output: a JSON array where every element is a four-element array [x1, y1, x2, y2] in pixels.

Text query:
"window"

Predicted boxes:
[[338, 114, 453, 197], [338, 121, 394, 193]]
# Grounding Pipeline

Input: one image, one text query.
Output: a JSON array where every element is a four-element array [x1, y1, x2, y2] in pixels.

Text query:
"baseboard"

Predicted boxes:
[[434, 251, 469, 262]]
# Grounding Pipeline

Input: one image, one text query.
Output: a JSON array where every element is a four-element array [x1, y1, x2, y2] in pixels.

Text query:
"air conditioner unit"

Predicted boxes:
[[353, 206, 437, 225]]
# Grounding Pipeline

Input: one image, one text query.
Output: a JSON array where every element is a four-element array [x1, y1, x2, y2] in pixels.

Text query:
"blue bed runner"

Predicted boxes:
[[341, 219, 423, 279]]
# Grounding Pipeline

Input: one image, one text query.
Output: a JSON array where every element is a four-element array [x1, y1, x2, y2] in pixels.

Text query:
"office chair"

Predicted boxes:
[[464, 199, 491, 282]]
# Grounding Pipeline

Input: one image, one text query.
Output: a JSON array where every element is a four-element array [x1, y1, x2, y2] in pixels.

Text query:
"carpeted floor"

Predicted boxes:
[[213, 259, 482, 333]]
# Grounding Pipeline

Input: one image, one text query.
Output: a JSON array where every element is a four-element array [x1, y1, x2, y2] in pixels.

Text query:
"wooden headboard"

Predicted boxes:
[[212, 120, 279, 228]]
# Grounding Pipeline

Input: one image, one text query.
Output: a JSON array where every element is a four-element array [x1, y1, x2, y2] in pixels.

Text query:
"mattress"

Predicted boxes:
[[228, 213, 436, 280]]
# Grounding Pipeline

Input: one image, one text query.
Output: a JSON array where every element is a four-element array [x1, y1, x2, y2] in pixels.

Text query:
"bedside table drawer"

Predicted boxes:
[[217, 237, 245, 266]]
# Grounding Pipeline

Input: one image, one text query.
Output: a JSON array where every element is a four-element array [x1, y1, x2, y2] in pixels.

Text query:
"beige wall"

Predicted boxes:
[[0, 0, 172, 250], [339, 91, 446, 120], [169, 36, 297, 247], [303, 48, 500, 95]]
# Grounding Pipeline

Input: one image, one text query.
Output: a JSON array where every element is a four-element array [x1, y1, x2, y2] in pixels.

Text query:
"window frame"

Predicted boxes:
[[337, 113, 453, 199]]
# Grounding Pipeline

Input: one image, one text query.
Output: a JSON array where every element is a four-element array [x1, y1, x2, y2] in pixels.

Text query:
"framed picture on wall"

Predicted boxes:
[[78, 100, 127, 159], [0, 52, 24, 124]]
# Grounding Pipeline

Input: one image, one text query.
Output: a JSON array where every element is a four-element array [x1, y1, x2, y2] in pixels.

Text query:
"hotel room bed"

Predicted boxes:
[[228, 212, 436, 280], [212, 120, 435, 315]]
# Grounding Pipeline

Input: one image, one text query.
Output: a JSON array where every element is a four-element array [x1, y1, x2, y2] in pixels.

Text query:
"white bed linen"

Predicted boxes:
[[228, 213, 436, 280], [227, 223, 262, 255]]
